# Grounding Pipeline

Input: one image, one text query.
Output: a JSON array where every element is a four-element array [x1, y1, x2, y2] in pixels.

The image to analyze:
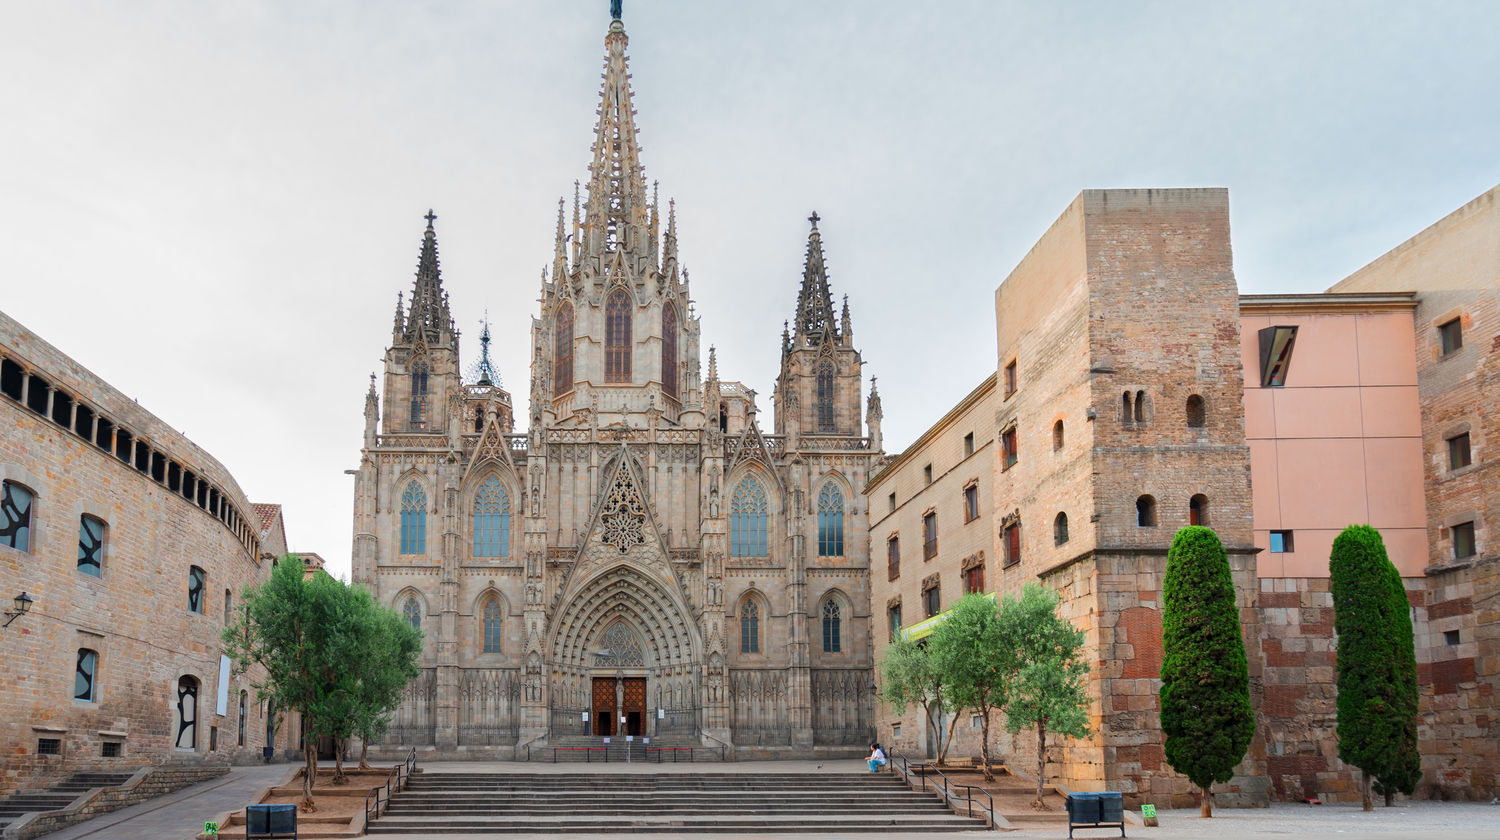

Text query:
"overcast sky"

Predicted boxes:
[[4, 1, 1498, 581]]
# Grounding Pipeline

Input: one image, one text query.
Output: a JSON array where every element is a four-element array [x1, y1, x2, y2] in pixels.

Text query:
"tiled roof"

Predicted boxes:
[[251, 503, 282, 535]]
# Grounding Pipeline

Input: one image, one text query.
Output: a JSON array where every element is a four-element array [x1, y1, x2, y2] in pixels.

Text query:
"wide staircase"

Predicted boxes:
[[367, 771, 988, 834], [0, 771, 135, 832]]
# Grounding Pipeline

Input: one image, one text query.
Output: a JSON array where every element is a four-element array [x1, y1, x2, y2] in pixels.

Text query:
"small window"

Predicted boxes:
[[963, 484, 979, 523], [1003, 522, 1021, 567], [1258, 325, 1298, 387], [1189, 494, 1209, 526], [1134, 390, 1147, 424], [76, 648, 98, 702], [740, 599, 760, 654], [1001, 427, 1017, 469], [188, 566, 206, 613], [887, 536, 900, 581], [1053, 420, 1064, 451], [923, 464, 933, 485], [1, 480, 34, 552], [1136, 495, 1156, 527], [1186, 395, 1206, 428], [403, 597, 422, 629], [1439, 318, 1463, 356], [963, 563, 984, 595], [1444, 629, 1461, 647], [1452, 521, 1476, 559], [1122, 391, 1133, 425], [1004, 359, 1017, 397], [1269, 530, 1294, 553], [922, 581, 941, 618], [888, 603, 902, 643], [821, 599, 842, 653], [102, 742, 121, 758], [963, 432, 974, 457], [971, 714, 984, 730], [888, 492, 896, 514], [1448, 433, 1472, 470], [922, 513, 938, 560], [891, 723, 902, 739], [224, 589, 232, 626], [37, 738, 61, 756], [1054, 512, 1069, 546], [78, 515, 105, 577]]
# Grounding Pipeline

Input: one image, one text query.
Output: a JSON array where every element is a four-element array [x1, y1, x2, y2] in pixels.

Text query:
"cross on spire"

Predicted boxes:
[[808, 211, 820, 226], [424, 209, 437, 229]]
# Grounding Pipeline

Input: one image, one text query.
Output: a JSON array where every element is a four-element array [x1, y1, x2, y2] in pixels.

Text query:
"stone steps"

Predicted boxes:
[[368, 771, 985, 834]]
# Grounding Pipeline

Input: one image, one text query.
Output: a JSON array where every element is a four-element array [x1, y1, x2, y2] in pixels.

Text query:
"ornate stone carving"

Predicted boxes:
[[598, 462, 647, 553]]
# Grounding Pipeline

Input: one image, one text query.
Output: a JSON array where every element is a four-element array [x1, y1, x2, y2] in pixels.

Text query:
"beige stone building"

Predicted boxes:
[[868, 184, 1498, 805], [351, 11, 880, 758], [0, 310, 296, 797]]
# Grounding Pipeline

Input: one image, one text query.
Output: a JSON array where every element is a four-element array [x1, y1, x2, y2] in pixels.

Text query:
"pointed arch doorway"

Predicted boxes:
[[589, 623, 648, 737]]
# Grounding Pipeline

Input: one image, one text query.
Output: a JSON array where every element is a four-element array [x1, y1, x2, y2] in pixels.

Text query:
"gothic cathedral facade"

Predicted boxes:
[[351, 11, 882, 757]]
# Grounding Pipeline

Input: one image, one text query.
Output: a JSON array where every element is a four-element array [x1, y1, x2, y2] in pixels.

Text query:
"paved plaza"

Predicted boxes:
[[23, 758, 1500, 840]]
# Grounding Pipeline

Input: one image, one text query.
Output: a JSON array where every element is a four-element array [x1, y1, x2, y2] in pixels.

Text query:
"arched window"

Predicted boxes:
[[1122, 391, 1133, 425], [224, 588, 232, 626], [175, 676, 199, 750], [553, 304, 573, 397], [1054, 512, 1070, 546], [740, 598, 760, 654], [1186, 394, 1206, 428], [400, 482, 426, 554], [816, 360, 835, 432], [821, 599, 842, 653], [1136, 495, 1157, 527], [1, 480, 34, 552], [817, 483, 845, 557], [75, 648, 98, 702], [730, 478, 768, 557], [472, 476, 510, 558], [662, 303, 678, 400], [482, 596, 503, 654], [409, 360, 429, 429], [1190, 494, 1209, 526], [605, 289, 631, 383], [1134, 390, 1147, 424], [403, 597, 421, 630], [1053, 420, 1065, 451]]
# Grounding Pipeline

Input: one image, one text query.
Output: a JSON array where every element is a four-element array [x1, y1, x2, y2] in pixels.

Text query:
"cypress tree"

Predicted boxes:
[[1330, 524, 1421, 810], [1160, 526, 1255, 817]]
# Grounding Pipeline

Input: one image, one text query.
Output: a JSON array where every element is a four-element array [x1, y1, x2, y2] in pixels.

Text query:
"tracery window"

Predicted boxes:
[[816, 483, 845, 557], [78, 514, 104, 576], [403, 597, 421, 630], [662, 303, 678, 400], [482, 596, 503, 654], [821, 598, 842, 653], [816, 360, 835, 432], [409, 360, 429, 430], [1, 480, 33, 552], [553, 304, 574, 397], [175, 676, 198, 750], [75, 648, 98, 702], [400, 482, 427, 554], [471, 476, 510, 558], [740, 598, 760, 654], [730, 478, 768, 558], [605, 289, 632, 383], [188, 566, 205, 614]]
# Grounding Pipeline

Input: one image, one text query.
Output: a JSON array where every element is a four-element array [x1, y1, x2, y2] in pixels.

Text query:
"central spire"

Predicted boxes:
[[793, 212, 839, 345], [580, 6, 651, 265]]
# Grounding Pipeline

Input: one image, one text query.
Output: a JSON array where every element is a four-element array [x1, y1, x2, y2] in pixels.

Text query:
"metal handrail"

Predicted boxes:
[[365, 748, 418, 827], [891, 751, 996, 829]]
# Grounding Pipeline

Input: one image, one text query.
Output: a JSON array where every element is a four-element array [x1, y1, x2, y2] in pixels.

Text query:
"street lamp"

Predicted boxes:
[[3, 591, 34, 627]]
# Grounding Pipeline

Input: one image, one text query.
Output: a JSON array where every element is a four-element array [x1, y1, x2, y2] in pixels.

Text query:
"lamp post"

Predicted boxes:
[[3, 591, 34, 627]]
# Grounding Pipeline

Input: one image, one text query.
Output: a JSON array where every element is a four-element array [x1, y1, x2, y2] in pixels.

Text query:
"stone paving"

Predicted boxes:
[[23, 759, 1500, 840]]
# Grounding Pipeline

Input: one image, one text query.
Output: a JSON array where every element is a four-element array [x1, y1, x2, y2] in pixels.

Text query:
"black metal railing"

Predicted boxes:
[[524, 743, 725, 762], [891, 751, 996, 829], [364, 747, 418, 828]]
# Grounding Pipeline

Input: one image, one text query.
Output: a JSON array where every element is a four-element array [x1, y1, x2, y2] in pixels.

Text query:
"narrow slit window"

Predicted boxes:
[[78, 515, 105, 576], [1, 480, 34, 552], [75, 648, 98, 702]]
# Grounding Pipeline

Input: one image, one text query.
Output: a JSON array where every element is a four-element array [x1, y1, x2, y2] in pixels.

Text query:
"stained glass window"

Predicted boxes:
[[817, 483, 844, 557], [606, 289, 632, 382], [472, 477, 510, 558], [75, 649, 98, 702], [401, 482, 426, 554], [730, 478, 768, 558], [403, 597, 421, 630], [554, 304, 574, 397], [188, 566, 205, 613], [482, 597, 503, 653], [821, 599, 842, 653], [740, 599, 760, 654]]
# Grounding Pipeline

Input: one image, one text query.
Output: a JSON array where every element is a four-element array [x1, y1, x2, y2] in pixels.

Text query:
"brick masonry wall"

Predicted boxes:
[[6, 765, 228, 840]]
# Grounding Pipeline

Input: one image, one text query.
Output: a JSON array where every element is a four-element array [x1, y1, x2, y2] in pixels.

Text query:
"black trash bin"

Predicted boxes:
[[1099, 791, 1124, 823], [245, 803, 297, 839], [1067, 792, 1101, 823]]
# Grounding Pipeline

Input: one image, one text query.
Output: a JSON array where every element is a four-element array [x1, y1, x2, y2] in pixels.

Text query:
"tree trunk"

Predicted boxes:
[[1200, 783, 1212, 818], [979, 707, 993, 783], [357, 736, 371, 771], [937, 707, 963, 766], [1361, 770, 1373, 812], [332, 738, 347, 785], [1035, 720, 1047, 808], [301, 741, 319, 811], [1384, 788, 1394, 807]]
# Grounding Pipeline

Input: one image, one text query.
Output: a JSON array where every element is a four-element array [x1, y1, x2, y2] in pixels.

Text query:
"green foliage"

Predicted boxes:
[[929, 593, 1007, 718], [879, 635, 961, 761], [1330, 524, 1421, 799], [999, 584, 1090, 741], [1160, 526, 1255, 792]]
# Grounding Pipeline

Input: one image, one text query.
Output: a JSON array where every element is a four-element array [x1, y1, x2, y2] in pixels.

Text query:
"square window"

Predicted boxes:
[[1443, 629, 1461, 647], [1004, 360, 1017, 397], [1439, 318, 1463, 356], [1258, 325, 1298, 387], [1452, 521, 1476, 559], [963, 432, 974, 457], [102, 742, 121, 758], [1448, 433, 1472, 471], [1001, 427, 1018, 469], [891, 723, 902, 739], [37, 738, 61, 756], [1269, 530, 1294, 553], [963, 484, 979, 523], [971, 714, 983, 730]]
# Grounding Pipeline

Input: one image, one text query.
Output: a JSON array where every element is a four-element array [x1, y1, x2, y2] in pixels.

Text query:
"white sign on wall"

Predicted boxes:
[[215, 655, 231, 716]]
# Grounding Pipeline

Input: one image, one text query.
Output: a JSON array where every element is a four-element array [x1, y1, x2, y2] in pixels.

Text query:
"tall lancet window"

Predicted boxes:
[[816, 360, 835, 432], [662, 303, 678, 400], [730, 478, 768, 558], [817, 483, 845, 557], [472, 476, 510, 558], [606, 289, 632, 383], [409, 360, 429, 429], [400, 482, 427, 555], [553, 304, 574, 397]]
